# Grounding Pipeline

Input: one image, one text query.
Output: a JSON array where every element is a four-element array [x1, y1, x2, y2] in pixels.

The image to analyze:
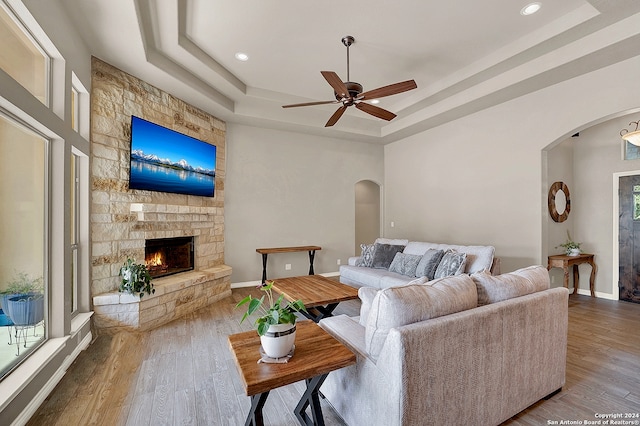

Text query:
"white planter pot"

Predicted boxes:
[[260, 323, 296, 358], [567, 248, 581, 256]]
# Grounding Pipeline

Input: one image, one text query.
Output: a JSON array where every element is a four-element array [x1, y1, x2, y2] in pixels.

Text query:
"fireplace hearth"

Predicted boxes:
[[145, 236, 194, 278]]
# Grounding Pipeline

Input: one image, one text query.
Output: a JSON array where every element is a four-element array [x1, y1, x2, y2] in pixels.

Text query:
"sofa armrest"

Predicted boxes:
[[348, 256, 360, 266], [319, 314, 369, 359]]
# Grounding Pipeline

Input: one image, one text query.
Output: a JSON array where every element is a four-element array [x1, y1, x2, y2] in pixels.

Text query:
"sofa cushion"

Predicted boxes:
[[388, 252, 422, 276], [365, 274, 478, 361], [415, 249, 445, 279], [371, 243, 406, 269], [471, 265, 550, 305], [433, 250, 467, 279], [355, 243, 376, 267], [340, 265, 418, 289]]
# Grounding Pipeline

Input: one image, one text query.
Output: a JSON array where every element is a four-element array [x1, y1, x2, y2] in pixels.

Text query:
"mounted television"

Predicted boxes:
[[129, 116, 216, 197]]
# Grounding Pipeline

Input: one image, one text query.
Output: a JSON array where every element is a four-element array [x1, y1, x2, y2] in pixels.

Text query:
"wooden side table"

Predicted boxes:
[[547, 253, 597, 297], [228, 320, 355, 426]]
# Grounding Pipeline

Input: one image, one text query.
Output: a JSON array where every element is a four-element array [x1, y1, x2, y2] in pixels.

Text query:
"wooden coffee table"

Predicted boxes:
[[228, 320, 356, 426], [270, 275, 359, 322]]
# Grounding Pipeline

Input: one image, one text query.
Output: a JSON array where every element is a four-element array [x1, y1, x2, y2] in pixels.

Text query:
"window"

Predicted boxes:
[[71, 86, 78, 131], [633, 185, 640, 221], [70, 152, 79, 313], [0, 112, 48, 379], [0, 3, 49, 104], [624, 141, 640, 161]]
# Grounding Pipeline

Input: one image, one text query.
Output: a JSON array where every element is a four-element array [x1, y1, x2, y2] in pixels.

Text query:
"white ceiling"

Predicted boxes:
[[59, 0, 640, 143]]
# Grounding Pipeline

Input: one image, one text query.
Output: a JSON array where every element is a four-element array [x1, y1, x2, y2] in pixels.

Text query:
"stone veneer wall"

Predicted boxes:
[[90, 57, 231, 332]]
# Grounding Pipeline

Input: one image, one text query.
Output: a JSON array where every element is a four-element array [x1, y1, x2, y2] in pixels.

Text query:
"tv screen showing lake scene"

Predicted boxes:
[[129, 116, 216, 197]]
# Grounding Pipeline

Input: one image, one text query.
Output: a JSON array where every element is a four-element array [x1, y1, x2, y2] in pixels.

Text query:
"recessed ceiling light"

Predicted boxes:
[[521, 2, 541, 15], [235, 52, 249, 61]]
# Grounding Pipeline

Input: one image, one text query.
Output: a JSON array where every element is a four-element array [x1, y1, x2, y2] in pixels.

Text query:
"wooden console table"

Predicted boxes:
[[256, 246, 321, 283], [547, 253, 597, 297]]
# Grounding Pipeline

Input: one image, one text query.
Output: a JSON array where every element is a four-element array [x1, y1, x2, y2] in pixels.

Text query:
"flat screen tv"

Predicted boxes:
[[129, 116, 216, 197]]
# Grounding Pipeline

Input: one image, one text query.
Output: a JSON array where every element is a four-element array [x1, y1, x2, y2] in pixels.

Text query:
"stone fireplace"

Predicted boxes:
[[90, 58, 232, 333]]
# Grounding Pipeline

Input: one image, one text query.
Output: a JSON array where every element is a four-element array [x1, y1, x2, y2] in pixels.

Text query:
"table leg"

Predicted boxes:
[[563, 267, 570, 292], [572, 265, 579, 295], [294, 373, 329, 426], [261, 254, 268, 283], [302, 303, 339, 323], [245, 391, 269, 426], [589, 261, 597, 297], [308, 250, 316, 275]]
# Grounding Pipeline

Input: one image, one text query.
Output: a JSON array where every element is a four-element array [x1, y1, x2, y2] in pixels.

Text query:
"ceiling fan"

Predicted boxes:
[[282, 35, 417, 127]]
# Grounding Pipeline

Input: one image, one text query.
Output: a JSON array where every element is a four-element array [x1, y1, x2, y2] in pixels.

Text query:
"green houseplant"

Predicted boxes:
[[236, 281, 307, 358], [556, 231, 581, 256], [119, 258, 155, 298], [236, 281, 306, 336]]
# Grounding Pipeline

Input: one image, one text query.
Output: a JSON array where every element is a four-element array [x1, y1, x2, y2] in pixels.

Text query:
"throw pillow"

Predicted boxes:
[[415, 249, 445, 279], [364, 274, 478, 361], [471, 265, 550, 305], [433, 249, 467, 279], [370, 243, 405, 269], [355, 243, 376, 267], [388, 252, 422, 277]]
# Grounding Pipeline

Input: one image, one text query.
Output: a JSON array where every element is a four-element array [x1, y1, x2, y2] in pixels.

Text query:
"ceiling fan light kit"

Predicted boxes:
[[621, 119, 640, 146], [282, 35, 417, 127]]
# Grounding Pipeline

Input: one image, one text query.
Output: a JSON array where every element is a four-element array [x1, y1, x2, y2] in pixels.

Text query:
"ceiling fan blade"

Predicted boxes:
[[321, 71, 350, 99], [359, 80, 417, 100], [325, 105, 348, 127], [282, 100, 338, 108], [355, 102, 397, 121]]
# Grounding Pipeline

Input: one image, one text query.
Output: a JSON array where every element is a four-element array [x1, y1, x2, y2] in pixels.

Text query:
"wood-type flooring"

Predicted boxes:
[[25, 285, 640, 426]]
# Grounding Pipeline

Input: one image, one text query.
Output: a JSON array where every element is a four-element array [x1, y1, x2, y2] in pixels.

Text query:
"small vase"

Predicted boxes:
[[567, 248, 581, 256], [260, 323, 296, 358]]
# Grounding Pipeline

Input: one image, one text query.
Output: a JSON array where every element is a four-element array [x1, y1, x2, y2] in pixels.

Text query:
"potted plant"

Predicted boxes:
[[235, 281, 307, 358], [1, 272, 44, 329], [556, 231, 582, 256], [119, 258, 155, 298]]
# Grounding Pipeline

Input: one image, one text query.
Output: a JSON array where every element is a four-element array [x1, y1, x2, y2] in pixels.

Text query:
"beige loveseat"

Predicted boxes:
[[320, 265, 568, 426]]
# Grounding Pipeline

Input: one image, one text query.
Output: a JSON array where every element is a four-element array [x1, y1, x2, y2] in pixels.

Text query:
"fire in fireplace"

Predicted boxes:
[[145, 236, 194, 278]]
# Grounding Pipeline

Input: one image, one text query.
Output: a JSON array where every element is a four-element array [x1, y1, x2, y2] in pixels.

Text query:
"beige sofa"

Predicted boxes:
[[320, 265, 568, 426]]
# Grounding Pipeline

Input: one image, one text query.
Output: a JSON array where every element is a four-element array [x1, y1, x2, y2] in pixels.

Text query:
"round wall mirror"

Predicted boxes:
[[548, 181, 571, 222]]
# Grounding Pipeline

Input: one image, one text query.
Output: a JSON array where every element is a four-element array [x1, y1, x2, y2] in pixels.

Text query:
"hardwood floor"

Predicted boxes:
[[26, 288, 640, 426]]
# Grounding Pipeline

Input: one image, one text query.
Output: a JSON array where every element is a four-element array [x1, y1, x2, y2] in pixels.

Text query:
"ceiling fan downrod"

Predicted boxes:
[[342, 35, 354, 82]]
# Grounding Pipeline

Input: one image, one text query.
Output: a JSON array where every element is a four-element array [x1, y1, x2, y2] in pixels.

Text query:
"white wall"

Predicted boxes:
[[355, 180, 381, 253], [225, 124, 384, 283], [384, 55, 640, 278]]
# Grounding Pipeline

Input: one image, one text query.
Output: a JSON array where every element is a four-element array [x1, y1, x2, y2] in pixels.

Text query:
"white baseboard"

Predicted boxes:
[[231, 271, 340, 289]]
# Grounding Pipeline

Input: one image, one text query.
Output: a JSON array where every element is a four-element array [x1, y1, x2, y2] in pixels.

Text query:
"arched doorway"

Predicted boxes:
[[355, 180, 381, 255]]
